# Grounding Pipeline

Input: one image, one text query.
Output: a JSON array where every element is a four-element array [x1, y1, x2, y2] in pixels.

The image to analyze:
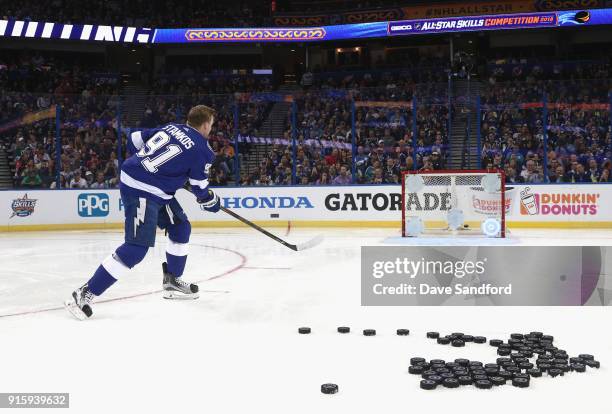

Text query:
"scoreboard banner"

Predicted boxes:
[[0, 9, 611, 44]]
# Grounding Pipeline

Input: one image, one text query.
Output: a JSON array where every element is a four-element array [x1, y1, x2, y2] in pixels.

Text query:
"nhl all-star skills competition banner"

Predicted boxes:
[[1, 9, 611, 44]]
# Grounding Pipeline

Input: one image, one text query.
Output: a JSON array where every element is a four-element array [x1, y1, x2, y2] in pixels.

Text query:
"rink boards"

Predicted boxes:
[[2, 184, 612, 231]]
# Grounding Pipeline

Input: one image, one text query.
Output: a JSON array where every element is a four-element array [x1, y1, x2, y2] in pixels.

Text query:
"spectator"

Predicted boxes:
[[89, 172, 109, 189], [332, 165, 352, 185], [20, 168, 43, 188], [69, 170, 88, 188]]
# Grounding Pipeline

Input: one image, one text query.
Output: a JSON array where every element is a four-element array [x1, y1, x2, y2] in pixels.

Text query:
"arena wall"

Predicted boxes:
[[2, 184, 611, 231]]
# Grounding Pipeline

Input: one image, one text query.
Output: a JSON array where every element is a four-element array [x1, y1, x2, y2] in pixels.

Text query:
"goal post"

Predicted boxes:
[[401, 169, 506, 238]]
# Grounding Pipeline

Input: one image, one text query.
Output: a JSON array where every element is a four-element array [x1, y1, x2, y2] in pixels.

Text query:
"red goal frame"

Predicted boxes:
[[401, 169, 506, 238]]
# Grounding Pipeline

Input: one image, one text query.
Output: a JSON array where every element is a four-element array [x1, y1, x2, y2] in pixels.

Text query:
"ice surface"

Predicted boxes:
[[0, 228, 611, 414]]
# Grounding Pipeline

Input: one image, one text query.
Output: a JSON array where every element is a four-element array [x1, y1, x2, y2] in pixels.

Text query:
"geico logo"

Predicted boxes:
[[405, 192, 452, 211], [220, 196, 314, 209], [390, 24, 413, 31], [325, 193, 402, 211]]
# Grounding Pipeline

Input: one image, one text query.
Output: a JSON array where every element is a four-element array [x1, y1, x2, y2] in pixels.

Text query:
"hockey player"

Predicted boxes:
[[64, 105, 220, 320]]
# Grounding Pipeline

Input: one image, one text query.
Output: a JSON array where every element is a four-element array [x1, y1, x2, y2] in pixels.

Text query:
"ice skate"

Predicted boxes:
[[64, 283, 95, 320], [162, 262, 199, 300]]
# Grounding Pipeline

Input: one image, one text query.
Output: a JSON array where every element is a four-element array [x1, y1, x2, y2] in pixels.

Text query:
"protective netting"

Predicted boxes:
[[403, 171, 506, 237]]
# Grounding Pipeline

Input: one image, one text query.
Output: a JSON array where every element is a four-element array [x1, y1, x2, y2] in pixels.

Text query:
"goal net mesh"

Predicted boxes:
[[402, 171, 506, 238]]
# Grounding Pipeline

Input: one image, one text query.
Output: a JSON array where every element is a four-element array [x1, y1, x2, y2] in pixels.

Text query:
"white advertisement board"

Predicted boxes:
[[2, 184, 612, 231]]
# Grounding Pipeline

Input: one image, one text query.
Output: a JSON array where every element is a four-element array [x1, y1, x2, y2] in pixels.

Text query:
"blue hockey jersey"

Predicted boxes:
[[120, 123, 215, 204]]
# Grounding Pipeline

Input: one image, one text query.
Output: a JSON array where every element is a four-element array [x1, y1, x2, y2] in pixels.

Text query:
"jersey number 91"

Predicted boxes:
[[137, 131, 183, 173]]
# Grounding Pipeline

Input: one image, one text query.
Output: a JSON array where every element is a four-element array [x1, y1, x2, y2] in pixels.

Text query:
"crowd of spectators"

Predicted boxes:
[[481, 57, 612, 184], [240, 65, 450, 186], [3, 48, 612, 189], [1, 51, 124, 189]]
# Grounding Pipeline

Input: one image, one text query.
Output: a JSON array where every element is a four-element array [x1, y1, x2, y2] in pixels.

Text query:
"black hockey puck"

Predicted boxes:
[[548, 368, 563, 377], [489, 376, 506, 386], [337, 326, 350, 334], [498, 371, 514, 380], [585, 360, 600, 369], [420, 379, 437, 390], [510, 333, 524, 340], [519, 362, 534, 370], [473, 336, 487, 344], [410, 357, 426, 366], [497, 348, 511, 356], [569, 357, 584, 364], [426, 332, 440, 339], [451, 339, 465, 347], [298, 327, 311, 334], [421, 370, 437, 379], [554, 364, 570, 373], [427, 375, 443, 384], [578, 354, 594, 361], [455, 358, 470, 367], [437, 337, 450, 345], [475, 380, 493, 389], [484, 368, 499, 376], [541, 335, 554, 342], [397, 329, 410, 336], [430, 359, 446, 365], [458, 376, 473, 385], [512, 378, 529, 388], [489, 339, 503, 347], [504, 366, 520, 374], [409, 365, 425, 375], [570, 363, 586, 373], [443, 378, 460, 388], [321, 383, 338, 394], [440, 373, 455, 380], [527, 368, 542, 378], [363, 329, 376, 336]]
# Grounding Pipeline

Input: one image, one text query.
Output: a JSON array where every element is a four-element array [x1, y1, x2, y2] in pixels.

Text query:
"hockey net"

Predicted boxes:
[[402, 170, 506, 238]]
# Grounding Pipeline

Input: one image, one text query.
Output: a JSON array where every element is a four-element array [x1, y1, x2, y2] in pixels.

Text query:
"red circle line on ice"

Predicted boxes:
[[0, 243, 247, 319]]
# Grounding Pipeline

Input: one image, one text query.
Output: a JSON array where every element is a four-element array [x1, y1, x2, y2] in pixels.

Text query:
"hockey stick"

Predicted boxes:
[[220, 206, 323, 251]]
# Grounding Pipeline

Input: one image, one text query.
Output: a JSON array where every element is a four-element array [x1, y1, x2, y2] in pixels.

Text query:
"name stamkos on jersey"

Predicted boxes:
[[162, 124, 195, 149]]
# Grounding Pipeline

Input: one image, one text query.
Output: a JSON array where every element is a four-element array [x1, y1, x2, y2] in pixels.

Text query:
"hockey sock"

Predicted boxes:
[[88, 255, 123, 296], [166, 238, 188, 277], [89, 244, 148, 296]]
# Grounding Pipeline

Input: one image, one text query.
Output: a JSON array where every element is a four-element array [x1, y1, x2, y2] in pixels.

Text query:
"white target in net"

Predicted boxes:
[[405, 216, 424, 237], [481, 218, 502, 237], [446, 208, 464, 231], [405, 174, 425, 193], [481, 173, 501, 193]]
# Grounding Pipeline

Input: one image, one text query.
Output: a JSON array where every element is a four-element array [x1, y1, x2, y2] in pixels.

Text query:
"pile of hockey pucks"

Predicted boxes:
[[427, 331, 487, 347], [412, 331, 600, 390]]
